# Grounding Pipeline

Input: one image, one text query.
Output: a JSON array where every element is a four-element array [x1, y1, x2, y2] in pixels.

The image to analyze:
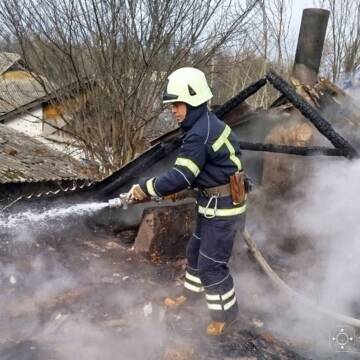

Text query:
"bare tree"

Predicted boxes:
[[264, 0, 293, 68], [209, 0, 293, 109], [316, 0, 360, 83], [0, 0, 259, 173]]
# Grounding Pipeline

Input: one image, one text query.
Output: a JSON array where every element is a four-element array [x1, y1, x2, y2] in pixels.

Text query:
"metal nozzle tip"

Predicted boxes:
[[108, 198, 122, 208]]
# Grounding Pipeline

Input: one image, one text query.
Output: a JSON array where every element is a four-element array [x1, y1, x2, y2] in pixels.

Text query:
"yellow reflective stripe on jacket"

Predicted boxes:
[[212, 125, 242, 170], [175, 157, 200, 177], [212, 125, 231, 152], [225, 139, 242, 170], [198, 204, 246, 217], [146, 178, 157, 197]]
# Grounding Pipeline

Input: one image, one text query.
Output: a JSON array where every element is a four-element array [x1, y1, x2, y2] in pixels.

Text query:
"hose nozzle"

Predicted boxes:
[[107, 193, 129, 209]]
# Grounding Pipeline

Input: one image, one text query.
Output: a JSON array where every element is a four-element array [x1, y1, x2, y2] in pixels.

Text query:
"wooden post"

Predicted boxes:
[[292, 8, 330, 85]]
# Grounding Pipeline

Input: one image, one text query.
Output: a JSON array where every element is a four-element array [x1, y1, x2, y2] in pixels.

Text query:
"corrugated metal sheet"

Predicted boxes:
[[0, 52, 22, 75], [0, 124, 92, 184], [0, 71, 50, 115]]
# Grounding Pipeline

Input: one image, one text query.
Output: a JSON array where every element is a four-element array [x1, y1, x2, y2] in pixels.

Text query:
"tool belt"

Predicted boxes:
[[200, 183, 232, 198], [201, 170, 249, 205]]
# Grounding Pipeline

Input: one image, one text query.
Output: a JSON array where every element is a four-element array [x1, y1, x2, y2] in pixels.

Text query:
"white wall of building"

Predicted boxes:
[[4, 106, 43, 137], [3, 106, 86, 162]]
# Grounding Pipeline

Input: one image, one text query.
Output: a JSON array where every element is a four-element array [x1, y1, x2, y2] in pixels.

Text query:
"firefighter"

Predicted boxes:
[[128, 67, 247, 336]]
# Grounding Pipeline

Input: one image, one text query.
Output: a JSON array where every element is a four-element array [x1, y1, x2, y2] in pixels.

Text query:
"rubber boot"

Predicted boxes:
[[164, 295, 187, 310], [206, 307, 238, 336], [206, 321, 226, 336], [206, 317, 238, 336]]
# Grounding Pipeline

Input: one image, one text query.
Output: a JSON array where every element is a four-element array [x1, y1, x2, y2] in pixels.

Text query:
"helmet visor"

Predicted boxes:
[[162, 79, 179, 102]]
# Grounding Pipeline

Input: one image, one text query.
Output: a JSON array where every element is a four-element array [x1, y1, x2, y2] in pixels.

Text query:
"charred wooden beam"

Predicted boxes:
[[266, 70, 358, 158], [293, 8, 330, 85], [239, 141, 347, 157], [97, 141, 181, 197], [214, 78, 267, 118]]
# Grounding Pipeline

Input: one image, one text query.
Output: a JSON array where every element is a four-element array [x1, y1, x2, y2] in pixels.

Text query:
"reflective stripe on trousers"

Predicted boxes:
[[184, 270, 204, 293], [185, 213, 245, 321], [206, 287, 237, 311]]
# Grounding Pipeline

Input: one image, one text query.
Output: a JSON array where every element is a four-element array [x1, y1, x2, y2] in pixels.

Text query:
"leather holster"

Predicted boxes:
[[230, 170, 246, 205]]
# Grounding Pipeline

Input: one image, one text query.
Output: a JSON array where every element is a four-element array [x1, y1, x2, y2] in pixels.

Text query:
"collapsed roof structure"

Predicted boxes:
[[0, 123, 94, 209]]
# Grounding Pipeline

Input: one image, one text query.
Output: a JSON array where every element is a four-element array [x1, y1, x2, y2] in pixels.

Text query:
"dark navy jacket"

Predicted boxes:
[[139, 104, 245, 214]]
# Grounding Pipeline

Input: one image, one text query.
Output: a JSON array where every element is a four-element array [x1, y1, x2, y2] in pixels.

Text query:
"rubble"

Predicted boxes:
[[6, 286, 94, 318], [0, 221, 317, 360], [163, 344, 196, 360], [134, 203, 196, 262]]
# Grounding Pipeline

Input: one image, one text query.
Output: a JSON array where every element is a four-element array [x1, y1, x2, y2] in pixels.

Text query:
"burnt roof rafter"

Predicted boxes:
[[152, 71, 358, 160], [5, 70, 358, 206], [265, 70, 358, 159]]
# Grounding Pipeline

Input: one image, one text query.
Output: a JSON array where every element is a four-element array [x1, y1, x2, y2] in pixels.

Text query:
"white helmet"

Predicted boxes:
[[162, 67, 213, 107]]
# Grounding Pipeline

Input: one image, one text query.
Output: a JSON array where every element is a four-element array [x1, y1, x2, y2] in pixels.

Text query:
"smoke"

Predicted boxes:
[[233, 155, 360, 356], [0, 202, 190, 360], [290, 158, 360, 312], [4, 141, 360, 358]]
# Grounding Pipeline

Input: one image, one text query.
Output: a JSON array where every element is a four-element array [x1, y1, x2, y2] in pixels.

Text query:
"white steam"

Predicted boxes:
[[291, 159, 360, 313], [0, 202, 183, 360], [4, 158, 360, 358], [0, 202, 108, 231], [235, 157, 360, 356]]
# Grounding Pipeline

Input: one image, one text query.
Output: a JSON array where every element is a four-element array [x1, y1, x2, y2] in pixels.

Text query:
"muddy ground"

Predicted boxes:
[[0, 205, 356, 360]]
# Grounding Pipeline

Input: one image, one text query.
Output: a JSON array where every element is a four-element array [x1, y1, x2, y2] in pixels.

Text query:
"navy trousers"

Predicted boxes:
[[183, 212, 245, 322]]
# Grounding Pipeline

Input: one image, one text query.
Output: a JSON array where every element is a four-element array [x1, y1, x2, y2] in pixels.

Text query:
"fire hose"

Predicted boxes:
[[243, 230, 360, 328]]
